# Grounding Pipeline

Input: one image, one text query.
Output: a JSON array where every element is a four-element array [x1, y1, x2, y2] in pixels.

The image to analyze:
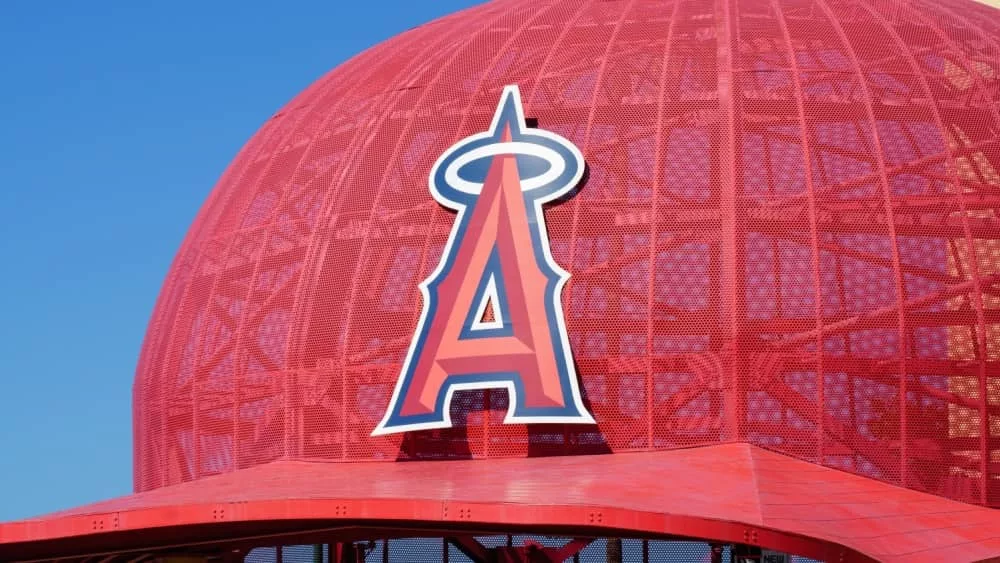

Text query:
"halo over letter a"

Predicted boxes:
[[372, 85, 595, 436]]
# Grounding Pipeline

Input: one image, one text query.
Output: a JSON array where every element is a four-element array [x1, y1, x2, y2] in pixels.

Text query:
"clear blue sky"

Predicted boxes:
[[0, 0, 482, 521]]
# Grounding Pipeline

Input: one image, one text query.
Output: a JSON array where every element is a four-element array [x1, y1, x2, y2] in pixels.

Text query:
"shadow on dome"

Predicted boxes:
[[393, 370, 612, 462]]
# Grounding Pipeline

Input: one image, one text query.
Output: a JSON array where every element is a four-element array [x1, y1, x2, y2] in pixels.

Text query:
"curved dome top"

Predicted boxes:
[[134, 0, 1000, 508]]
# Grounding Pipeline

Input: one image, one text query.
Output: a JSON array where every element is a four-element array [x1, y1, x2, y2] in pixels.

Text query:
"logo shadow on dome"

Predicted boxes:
[[393, 372, 610, 462]]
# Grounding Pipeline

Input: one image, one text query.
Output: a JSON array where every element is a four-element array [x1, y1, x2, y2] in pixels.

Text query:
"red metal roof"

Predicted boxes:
[[3, 445, 999, 562]]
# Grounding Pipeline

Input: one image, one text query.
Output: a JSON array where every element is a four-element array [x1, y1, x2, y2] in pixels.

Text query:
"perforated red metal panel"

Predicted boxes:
[[133, 0, 1000, 507]]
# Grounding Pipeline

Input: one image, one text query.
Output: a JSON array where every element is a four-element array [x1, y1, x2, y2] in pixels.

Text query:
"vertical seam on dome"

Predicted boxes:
[[571, 0, 640, 283], [769, 0, 827, 465], [559, 0, 640, 447], [646, 0, 683, 452], [525, 2, 593, 109], [814, 0, 913, 489], [898, 0, 1000, 505], [718, 0, 744, 442]]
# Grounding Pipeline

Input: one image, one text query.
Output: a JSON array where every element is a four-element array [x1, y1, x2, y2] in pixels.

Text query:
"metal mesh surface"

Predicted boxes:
[[134, 0, 1000, 507]]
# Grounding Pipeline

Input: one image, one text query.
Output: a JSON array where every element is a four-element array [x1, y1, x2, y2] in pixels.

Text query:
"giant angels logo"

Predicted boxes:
[[372, 85, 595, 436]]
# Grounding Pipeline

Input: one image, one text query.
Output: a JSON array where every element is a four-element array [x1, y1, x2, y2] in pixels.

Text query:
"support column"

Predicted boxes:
[[731, 545, 762, 563], [331, 543, 362, 563], [606, 538, 622, 563], [710, 544, 724, 563]]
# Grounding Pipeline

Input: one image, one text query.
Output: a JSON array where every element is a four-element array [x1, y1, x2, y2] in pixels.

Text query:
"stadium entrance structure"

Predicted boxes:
[[4, 443, 1000, 561], [4, 0, 1000, 560]]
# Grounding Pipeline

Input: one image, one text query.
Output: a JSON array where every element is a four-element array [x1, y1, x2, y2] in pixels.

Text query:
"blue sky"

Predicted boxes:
[[0, 0, 482, 521]]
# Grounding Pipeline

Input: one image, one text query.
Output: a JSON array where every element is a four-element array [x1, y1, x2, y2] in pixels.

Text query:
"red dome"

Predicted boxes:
[[134, 0, 1000, 509]]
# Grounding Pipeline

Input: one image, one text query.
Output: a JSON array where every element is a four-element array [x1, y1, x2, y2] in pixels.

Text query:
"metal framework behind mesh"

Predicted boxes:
[[243, 538, 759, 563], [133, 0, 1000, 507]]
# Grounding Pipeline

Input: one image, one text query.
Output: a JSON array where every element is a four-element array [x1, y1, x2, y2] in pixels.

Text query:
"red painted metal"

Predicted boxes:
[[3, 445, 1000, 561], [447, 536, 491, 563], [128, 0, 1000, 509], [466, 536, 594, 563], [548, 538, 593, 562], [7, 0, 1000, 559]]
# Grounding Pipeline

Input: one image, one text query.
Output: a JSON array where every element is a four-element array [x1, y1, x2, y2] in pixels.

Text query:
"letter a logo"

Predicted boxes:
[[372, 85, 595, 435]]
